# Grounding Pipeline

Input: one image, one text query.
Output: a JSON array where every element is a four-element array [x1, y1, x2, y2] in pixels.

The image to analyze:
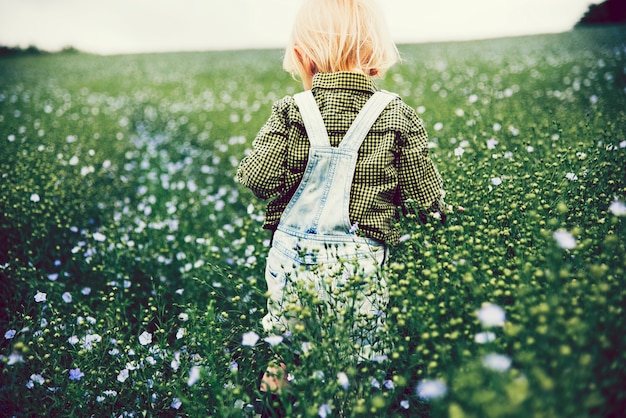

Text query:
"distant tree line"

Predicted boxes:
[[0, 45, 81, 58], [576, 0, 626, 26]]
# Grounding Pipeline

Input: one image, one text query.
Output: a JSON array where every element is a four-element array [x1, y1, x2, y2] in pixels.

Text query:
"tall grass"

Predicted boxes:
[[1, 27, 625, 417]]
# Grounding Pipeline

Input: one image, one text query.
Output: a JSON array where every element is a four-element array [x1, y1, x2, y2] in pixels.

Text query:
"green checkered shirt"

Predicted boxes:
[[236, 72, 445, 245]]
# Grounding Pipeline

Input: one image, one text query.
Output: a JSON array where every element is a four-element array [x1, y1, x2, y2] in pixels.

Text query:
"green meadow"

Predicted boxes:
[[1, 26, 625, 417]]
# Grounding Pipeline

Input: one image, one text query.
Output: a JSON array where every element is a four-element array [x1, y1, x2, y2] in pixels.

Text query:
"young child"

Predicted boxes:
[[236, 0, 446, 403]]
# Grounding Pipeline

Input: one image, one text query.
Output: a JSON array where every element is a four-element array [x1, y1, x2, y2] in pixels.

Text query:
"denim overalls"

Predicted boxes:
[[262, 90, 395, 360]]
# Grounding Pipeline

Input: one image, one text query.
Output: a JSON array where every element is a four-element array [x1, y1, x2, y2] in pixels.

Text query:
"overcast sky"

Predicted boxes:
[[0, 0, 601, 55]]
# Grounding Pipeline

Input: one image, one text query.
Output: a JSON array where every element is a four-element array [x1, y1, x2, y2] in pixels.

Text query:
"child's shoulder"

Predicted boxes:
[[374, 92, 425, 132]]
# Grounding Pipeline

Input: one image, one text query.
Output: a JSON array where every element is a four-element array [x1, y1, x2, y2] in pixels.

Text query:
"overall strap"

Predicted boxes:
[[294, 91, 331, 147], [339, 91, 395, 151], [294, 90, 396, 150]]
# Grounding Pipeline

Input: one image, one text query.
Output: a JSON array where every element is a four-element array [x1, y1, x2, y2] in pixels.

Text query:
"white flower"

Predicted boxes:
[[116, 368, 129, 383], [62, 292, 72, 303], [486, 138, 498, 149], [553, 229, 576, 250], [171, 351, 181, 371], [171, 397, 182, 409], [490, 177, 502, 186], [4, 329, 16, 339], [68, 335, 79, 345], [30, 373, 45, 385], [176, 328, 185, 340], [400, 400, 410, 409], [229, 361, 239, 373], [477, 303, 506, 327], [187, 366, 201, 386], [416, 379, 447, 400], [30, 193, 40, 203], [318, 403, 332, 417], [93, 232, 106, 242], [81, 287, 91, 295], [301, 341, 313, 354], [337, 372, 350, 390], [482, 353, 512, 372], [565, 172, 578, 181], [8, 352, 24, 365], [454, 147, 465, 157], [241, 331, 259, 347], [34, 291, 47, 303], [264, 335, 284, 346], [433, 122, 443, 131], [138, 331, 152, 346], [178, 312, 189, 321], [609, 199, 626, 217], [475, 331, 496, 344]]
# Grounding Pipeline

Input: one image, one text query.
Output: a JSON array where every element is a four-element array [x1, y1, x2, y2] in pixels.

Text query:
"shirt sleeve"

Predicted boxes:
[[235, 97, 291, 200], [397, 106, 446, 212]]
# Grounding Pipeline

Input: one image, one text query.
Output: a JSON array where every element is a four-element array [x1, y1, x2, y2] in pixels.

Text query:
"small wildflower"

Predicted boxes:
[[171, 351, 181, 371], [491, 177, 502, 186], [609, 199, 626, 217], [565, 172, 578, 181], [241, 331, 259, 347], [318, 403, 332, 417], [34, 291, 47, 303], [62, 292, 72, 303], [337, 372, 350, 390], [554, 229, 576, 250], [117, 368, 129, 383], [138, 331, 152, 346], [93, 232, 106, 242], [69, 368, 84, 381], [176, 328, 185, 340], [482, 353, 512, 372], [400, 400, 410, 409], [187, 366, 201, 386], [475, 331, 496, 344], [171, 398, 182, 409], [7, 353, 24, 365], [263, 335, 283, 346], [416, 379, 447, 400], [4, 329, 16, 339], [30, 374, 45, 385], [30, 193, 40, 203], [477, 303, 506, 327]]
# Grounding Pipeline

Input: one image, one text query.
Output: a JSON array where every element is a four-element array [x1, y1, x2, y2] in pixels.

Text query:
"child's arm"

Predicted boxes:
[[235, 98, 290, 200], [397, 107, 448, 222]]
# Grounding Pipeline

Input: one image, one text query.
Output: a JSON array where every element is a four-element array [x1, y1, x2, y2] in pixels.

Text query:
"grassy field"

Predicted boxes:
[[1, 26, 625, 417]]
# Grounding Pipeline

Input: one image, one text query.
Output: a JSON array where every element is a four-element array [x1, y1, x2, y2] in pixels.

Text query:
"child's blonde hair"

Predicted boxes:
[[283, 0, 400, 79]]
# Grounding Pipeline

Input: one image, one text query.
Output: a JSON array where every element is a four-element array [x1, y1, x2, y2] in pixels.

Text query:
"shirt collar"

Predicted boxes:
[[312, 72, 378, 94]]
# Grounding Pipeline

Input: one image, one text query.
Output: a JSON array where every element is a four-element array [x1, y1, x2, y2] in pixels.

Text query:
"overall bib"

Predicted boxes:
[[262, 90, 395, 360]]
